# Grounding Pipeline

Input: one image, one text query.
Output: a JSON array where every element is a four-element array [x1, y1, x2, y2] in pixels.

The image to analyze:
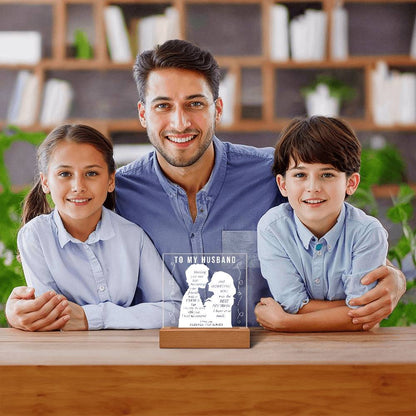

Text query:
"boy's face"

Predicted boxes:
[[276, 158, 360, 238]]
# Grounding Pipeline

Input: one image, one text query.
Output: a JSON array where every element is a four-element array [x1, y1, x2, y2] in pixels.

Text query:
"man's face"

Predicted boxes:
[[138, 68, 223, 168]]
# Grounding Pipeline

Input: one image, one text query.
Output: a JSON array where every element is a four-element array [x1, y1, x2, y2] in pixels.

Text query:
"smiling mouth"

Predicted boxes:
[[68, 198, 91, 203], [165, 133, 198, 144], [303, 199, 326, 204]]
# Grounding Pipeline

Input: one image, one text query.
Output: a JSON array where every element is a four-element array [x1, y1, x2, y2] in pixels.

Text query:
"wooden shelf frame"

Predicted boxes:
[[0, 0, 415, 134]]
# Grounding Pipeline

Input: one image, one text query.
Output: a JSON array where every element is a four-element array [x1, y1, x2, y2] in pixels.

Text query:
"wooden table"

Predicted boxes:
[[0, 327, 415, 415]]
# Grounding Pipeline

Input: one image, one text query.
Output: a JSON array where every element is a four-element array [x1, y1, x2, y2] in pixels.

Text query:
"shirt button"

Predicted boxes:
[[316, 244, 322, 251], [314, 278, 321, 284], [190, 233, 195, 238], [98, 285, 105, 292]]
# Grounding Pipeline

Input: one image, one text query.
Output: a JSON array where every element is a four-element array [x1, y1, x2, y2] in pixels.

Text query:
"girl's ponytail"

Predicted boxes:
[[21, 177, 51, 226]]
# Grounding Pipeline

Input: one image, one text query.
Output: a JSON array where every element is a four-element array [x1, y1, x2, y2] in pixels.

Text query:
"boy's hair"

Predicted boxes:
[[133, 39, 221, 103], [273, 116, 361, 177], [22, 124, 116, 226]]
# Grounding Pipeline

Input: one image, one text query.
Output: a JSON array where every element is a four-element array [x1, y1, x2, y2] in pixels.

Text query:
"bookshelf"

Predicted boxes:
[[0, 0, 415, 141]]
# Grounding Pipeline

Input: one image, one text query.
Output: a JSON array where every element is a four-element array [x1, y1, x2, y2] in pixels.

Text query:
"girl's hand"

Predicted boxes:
[[255, 297, 289, 331], [62, 301, 88, 331], [5, 287, 70, 331]]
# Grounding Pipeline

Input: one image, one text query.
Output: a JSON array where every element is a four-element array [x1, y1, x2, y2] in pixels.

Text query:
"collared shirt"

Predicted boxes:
[[116, 136, 285, 326], [257, 202, 388, 313], [17, 207, 182, 330]]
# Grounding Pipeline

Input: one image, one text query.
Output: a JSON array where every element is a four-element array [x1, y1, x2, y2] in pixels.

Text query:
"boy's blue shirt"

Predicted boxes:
[[257, 202, 388, 313]]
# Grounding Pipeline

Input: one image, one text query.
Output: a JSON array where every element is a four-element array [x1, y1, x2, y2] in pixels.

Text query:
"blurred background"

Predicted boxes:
[[0, 0, 415, 326]]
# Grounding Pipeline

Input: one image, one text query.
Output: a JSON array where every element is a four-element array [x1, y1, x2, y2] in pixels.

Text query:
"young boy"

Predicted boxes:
[[255, 116, 388, 332]]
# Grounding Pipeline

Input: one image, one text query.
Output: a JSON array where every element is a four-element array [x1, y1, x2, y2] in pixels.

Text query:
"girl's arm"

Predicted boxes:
[[255, 297, 364, 332], [79, 232, 182, 330]]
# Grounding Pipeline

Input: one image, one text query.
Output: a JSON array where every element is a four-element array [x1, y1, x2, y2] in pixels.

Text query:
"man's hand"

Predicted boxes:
[[61, 301, 88, 331], [5, 286, 70, 331], [348, 265, 406, 330]]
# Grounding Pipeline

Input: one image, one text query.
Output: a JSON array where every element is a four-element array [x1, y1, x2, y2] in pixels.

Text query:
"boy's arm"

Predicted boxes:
[[255, 297, 364, 332]]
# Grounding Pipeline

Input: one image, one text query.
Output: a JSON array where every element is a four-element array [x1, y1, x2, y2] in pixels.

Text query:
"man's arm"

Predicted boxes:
[[5, 287, 70, 331], [255, 297, 364, 332], [347, 263, 406, 330]]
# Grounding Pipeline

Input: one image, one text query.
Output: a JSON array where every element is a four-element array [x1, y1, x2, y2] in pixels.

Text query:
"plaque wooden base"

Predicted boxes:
[[159, 327, 250, 349]]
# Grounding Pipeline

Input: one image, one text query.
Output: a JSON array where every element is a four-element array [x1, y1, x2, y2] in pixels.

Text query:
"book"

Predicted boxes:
[[15, 73, 41, 126], [137, 7, 180, 54], [410, 15, 416, 58], [371, 62, 416, 126], [398, 73, 416, 125], [104, 6, 132, 63], [219, 72, 237, 126], [7, 71, 31, 124], [331, 6, 348, 60], [0, 31, 41, 64], [289, 9, 327, 61], [39, 79, 74, 126], [270, 4, 289, 61]]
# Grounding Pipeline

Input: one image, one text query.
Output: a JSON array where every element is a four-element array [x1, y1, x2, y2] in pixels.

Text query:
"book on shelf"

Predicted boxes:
[[7, 71, 40, 126], [410, 14, 416, 59], [371, 62, 416, 126], [219, 72, 237, 127], [104, 6, 132, 63], [289, 9, 327, 61], [270, 4, 289, 61], [39, 79, 74, 126], [136, 7, 180, 54], [0, 31, 41, 64], [331, 6, 348, 60]]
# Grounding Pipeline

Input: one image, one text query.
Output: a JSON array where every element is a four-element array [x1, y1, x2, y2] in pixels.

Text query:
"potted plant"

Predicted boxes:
[[301, 74, 356, 117]]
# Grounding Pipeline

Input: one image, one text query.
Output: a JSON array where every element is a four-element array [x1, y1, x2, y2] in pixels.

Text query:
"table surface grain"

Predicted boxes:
[[1, 326, 415, 366]]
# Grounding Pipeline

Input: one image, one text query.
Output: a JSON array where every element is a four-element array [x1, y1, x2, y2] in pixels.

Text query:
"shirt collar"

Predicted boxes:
[[295, 203, 346, 251], [152, 136, 227, 203], [53, 207, 115, 248]]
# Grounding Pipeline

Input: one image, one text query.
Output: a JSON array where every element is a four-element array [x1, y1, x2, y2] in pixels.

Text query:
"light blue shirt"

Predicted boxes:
[[116, 137, 285, 326], [257, 202, 388, 313], [17, 207, 182, 330]]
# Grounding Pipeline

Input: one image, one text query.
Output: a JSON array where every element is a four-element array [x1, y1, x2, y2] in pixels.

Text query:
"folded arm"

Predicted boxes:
[[255, 297, 364, 332]]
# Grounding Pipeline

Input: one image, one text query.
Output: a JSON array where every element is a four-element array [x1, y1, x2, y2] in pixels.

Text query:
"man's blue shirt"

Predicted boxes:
[[116, 136, 285, 326]]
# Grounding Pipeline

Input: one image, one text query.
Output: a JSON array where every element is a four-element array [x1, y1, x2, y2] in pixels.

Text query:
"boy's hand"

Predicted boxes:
[[5, 287, 70, 331], [255, 297, 288, 331], [348, 265, 406, 330]]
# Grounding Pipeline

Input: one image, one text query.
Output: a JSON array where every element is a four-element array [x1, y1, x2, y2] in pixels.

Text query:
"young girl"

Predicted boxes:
[[17, 124, 182, 330]]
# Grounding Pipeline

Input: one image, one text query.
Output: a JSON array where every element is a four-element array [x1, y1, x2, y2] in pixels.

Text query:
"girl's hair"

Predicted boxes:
[[22, 124, 116, 226], [272, 116, 361, 177]]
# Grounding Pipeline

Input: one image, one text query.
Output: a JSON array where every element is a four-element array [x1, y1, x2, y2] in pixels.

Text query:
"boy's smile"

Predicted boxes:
[[277, 159, 360, 238]]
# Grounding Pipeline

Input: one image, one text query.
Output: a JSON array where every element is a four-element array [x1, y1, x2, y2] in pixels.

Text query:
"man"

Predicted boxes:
[[6, 40, 406, 330]]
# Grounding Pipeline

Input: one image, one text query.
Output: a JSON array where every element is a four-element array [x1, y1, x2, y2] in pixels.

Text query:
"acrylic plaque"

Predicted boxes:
[[160, 253, 250, 348]]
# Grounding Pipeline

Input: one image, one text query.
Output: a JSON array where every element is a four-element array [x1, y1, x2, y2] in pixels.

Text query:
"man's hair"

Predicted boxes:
[[133, 39, 221, 103], [272, 116, 361, 177]]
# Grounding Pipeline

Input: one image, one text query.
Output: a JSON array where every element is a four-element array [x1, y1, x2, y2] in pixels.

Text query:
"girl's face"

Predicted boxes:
[[276, 158, 359, 238], [40, 141, 115, 239]]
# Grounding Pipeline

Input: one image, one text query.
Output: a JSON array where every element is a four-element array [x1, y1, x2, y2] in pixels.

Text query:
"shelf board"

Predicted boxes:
[[372, 184, 416, 199]]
